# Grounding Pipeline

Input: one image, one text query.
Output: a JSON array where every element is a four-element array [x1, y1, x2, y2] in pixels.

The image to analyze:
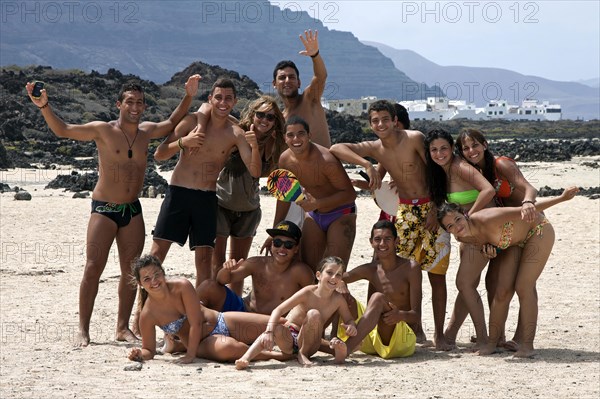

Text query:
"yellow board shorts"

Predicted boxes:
[[395, 201, 451, 275], [338, 301, 416, 359]]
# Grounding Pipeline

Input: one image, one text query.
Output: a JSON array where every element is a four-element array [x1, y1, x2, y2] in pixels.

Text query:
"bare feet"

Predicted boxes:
[[477, 343, 497, 356], [116, 328, 139, 343], [329, 338, 347, 364], [513, 344, 535, 358], [434, 334, 454, 351], [235, 358, 250, 370], [76, 329, 90, 347], [503, 340, 520, 352], [415, 330, 428, 344], [442, 329, 457, 349], [161, 334, 176, 354], [470, 339, 489, 352], [297, 352, 313, 366]]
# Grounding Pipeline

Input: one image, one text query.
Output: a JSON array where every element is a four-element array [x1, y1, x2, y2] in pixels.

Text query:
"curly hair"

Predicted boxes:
[[238, 95, 286, 170]]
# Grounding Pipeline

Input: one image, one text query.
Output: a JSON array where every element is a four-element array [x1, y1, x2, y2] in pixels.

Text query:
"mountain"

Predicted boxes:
[[576, 78, 600, 89], [363, 41, 600, 120], [0, 2, 440, 101]]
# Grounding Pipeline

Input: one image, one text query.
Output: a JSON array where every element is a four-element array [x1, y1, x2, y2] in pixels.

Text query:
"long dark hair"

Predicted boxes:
[[424, 129, 454, 206], [456, 129, 496, 186]]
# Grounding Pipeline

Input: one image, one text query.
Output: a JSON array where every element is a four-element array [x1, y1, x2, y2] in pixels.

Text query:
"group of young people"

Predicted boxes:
[[26, 29, 578, 367]]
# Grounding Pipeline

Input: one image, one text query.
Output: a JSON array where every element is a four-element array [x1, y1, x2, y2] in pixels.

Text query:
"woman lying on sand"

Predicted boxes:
[[127, 255, 291, 363]]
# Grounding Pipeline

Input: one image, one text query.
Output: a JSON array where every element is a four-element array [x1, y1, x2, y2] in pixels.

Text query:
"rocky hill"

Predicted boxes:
[[1, 64, 598, 172], [0, 63, 365, 169]]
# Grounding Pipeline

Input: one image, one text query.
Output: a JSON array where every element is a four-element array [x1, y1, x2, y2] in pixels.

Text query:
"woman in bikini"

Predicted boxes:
[[437, 186, 578, 357], [127, 255, 291, 363], [456, 129, 538, 351], [424, 129, 495, 348]]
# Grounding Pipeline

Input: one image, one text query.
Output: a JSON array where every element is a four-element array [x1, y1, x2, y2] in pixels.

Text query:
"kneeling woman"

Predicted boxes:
[[437, 187, 578, 358], [127, 255, 289, 364]]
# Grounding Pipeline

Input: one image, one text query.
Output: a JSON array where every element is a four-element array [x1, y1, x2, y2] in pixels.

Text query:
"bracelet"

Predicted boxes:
[[177, 138, 185, 152], [310, 50, 320, 58], [521, 200, 535, 205], [38, 102, 49, 109]]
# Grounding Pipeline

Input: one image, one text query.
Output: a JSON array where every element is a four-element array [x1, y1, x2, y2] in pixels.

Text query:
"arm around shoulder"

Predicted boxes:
[[154, 114, 197, 161]]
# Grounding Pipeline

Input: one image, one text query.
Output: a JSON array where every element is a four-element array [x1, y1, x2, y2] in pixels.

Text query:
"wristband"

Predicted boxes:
[[521, 200, 535, 205], [38, 102, 49, 109], [178, 138, 185, 152], [310, 50, 320, 58]]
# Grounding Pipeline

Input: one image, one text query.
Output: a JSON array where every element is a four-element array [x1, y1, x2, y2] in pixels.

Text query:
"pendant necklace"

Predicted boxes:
[[117, 120, 140, 158]]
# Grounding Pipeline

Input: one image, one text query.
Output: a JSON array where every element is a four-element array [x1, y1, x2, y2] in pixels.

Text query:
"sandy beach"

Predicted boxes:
[[1, 157, 599, 398]]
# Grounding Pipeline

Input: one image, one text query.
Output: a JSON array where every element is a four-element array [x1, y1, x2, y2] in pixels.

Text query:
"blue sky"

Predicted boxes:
[[278, 0, 600, 82]]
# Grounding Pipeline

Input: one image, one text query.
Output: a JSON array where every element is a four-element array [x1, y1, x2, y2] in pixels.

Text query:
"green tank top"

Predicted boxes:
[[447, 189, 479, 205]]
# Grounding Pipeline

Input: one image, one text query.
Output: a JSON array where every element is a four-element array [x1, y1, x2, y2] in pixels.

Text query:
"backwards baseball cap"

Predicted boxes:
[[266, 220, 302, 242]]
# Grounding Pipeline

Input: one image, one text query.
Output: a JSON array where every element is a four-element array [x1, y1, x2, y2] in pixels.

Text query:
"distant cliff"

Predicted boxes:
[[364, 41, 600, 121], [0, 1, 439, 101]]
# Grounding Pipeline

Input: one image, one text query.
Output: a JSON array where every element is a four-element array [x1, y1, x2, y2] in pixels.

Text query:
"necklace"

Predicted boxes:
[[117, 120, 140, 158]]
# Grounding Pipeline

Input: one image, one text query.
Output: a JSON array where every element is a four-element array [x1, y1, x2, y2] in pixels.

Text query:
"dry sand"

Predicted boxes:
[[1, 157, 599, 398]]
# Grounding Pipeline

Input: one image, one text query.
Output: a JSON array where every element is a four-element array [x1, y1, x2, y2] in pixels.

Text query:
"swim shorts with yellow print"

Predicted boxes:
[[395, 201, 450, 275]]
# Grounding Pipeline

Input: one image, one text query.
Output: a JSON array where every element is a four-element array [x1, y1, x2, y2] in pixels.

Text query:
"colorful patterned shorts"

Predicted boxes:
[[395, 201, 450, 275]]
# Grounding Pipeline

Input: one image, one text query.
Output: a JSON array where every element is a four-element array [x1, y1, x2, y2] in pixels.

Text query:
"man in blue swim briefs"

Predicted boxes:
[[330, 100, 453, 351], [197, 221, 313, 314], [26, 76, 201, 346], [151, 78, 261, 288], [270, 117, 357, 273]]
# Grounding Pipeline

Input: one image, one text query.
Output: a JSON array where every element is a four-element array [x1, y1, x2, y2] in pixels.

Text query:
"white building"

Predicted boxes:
[[322, 96, 383, 116], [324, 96, 561, 121]]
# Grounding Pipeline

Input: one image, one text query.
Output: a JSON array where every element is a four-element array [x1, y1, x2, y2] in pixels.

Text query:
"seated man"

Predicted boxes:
[[339, 220, 420, 359], [197, 221, 314, 314]]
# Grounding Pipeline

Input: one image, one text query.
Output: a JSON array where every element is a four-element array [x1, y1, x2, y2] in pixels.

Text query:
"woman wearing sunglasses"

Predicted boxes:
[[208, 96, 286, 296]]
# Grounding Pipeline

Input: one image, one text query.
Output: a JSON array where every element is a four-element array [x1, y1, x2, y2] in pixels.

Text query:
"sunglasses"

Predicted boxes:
[[272, 238, 296, 249], [255, 111, 276, 122]]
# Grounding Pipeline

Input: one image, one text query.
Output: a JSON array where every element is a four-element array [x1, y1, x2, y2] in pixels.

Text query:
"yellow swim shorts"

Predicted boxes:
[[338, 300, 416, 359]]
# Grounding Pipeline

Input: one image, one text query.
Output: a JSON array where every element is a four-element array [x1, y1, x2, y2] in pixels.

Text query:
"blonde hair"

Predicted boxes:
[[238, 95, 285, 170]]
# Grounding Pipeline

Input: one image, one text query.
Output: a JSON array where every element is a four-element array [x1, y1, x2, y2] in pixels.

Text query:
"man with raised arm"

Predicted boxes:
[[273, 29, 330, 149], [26, 75, 200, 346]]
